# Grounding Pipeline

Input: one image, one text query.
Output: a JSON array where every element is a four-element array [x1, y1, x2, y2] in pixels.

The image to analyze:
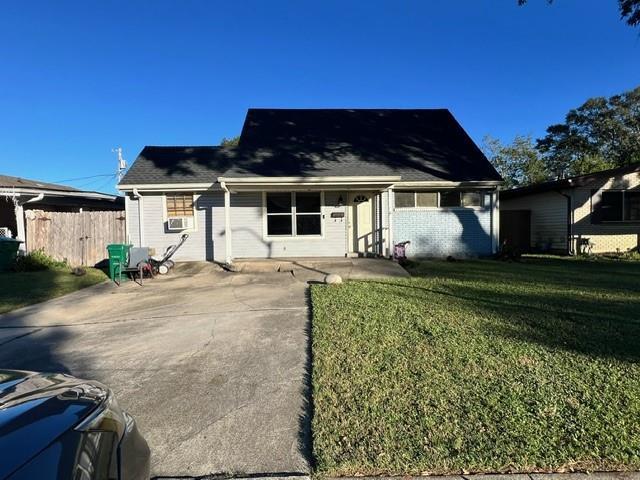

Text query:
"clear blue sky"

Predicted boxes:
[[0, 0, 638, 193]]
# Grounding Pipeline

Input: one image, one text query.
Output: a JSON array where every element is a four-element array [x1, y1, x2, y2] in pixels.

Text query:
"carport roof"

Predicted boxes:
[[119, 109, 503, 186]]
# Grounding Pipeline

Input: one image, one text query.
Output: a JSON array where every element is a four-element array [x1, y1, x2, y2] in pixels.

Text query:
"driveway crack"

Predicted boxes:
[[0, 328, 43, 347]]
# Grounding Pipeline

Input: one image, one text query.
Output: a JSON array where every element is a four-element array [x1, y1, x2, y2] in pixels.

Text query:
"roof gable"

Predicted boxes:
[[120, 109, 502, 186]]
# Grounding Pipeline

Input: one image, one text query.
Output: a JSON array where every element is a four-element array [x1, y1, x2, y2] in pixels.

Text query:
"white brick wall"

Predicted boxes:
[[393, 208, 493, 257]]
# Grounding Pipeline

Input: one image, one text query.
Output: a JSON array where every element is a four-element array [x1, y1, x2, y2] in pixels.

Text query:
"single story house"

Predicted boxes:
[[0, 175, 123, 251], [500, 163, 640, 254], [118, 109, 502, 264]]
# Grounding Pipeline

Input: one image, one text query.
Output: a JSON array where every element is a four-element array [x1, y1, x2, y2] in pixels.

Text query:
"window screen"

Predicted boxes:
[[395, 191, 415, 208], [166, 193, 194, 217], [461, 192, 482, 207], [416, 192, 438, 207]]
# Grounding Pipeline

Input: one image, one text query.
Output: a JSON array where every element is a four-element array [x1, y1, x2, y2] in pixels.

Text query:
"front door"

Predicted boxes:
[[349, 192, 375, 254]]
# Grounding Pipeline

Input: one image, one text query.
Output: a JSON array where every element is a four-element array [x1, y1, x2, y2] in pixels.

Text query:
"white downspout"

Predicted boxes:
[[132, 188, 144, 246], [387, 186, 394, 257], [25, 193, 45, 204], [220, 182, 232, 265], [15, 193, 45, 252]]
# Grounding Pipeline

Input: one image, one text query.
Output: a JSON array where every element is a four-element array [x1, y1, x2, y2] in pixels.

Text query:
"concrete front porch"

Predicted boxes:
[[232, 257, 410, 281]]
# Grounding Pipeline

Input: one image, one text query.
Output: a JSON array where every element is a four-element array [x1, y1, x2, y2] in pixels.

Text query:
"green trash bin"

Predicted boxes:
[[0, 238, 22, 272], [107, 244, 131, 282]]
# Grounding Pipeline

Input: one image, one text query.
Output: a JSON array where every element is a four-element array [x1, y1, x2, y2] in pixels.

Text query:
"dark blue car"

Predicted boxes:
[[0, 370, 150, 479]]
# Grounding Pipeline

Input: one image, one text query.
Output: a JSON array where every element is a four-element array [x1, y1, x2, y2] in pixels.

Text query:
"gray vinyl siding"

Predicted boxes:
[[501, 192, 567, 252], [393, 208, 493, 257], [229, 191, 348, 258], [128, 192, 220, 262]]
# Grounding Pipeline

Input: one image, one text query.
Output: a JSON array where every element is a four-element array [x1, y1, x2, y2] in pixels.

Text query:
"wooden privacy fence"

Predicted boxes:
[[25, 210, 126, 266]]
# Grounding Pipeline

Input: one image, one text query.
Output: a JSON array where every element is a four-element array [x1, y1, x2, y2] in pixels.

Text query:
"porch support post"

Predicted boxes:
[[222, 182, 232, 264], [491, 189, 499, 254]]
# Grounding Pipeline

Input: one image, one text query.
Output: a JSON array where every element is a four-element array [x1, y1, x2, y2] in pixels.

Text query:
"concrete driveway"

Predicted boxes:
[[0, 264, 312, 478]]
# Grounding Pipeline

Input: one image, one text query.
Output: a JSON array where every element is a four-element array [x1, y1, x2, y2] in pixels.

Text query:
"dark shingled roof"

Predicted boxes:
[[120, 109, 502, 185], [501, 163, 640, 200], [119, 146, 231, 185], [0, 174, 80, 192]]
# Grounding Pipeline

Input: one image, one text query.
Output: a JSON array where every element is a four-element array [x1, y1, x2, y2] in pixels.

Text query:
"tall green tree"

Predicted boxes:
[[483, 135, 548, 189], [536, 86, 640, 177], [620, 0, 640, 26], [220, 135, 240, 147], [518, 0, 640, 27]]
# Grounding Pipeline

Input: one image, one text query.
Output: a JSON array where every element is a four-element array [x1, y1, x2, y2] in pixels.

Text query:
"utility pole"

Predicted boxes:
[[114, 147, 127, 183]]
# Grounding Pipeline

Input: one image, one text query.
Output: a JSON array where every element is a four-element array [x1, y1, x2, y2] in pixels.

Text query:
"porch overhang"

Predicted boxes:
[[217, 175, 401, 192]]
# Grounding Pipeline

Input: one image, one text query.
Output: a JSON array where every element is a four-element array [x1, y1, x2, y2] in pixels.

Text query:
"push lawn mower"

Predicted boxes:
[[149, 233, 189, 275]]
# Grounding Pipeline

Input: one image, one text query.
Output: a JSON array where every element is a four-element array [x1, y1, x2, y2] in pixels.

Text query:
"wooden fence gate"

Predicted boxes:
[[25, 210, 126, 266]]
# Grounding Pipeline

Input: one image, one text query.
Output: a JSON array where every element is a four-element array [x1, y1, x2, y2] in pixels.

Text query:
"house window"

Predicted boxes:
[[166, 193, 194, 217], [295, 192, 322, 235], [439, 191, 461, 207], [396, 191, 484, 208], [395, 191, 416, 208], [624, 192, 640, 221], [461, 192, 482, 207], [593, 190, 640, 222], [416, 192, 438, 207], [266, 192, 322, 236]]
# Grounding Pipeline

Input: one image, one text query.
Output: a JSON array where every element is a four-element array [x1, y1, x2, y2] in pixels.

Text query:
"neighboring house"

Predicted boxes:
[[118, 109, 502, 263], [500, 163, 640, 254], [0, 175, 124, 256]]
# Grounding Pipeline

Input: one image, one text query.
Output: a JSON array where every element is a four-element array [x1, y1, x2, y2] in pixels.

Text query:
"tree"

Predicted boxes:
[[518, 0, 640, 27], [220, 136, 240, 147], [483, 134, 548, 188], [536, 86, 640, 177], [620, 0, 640, 26]]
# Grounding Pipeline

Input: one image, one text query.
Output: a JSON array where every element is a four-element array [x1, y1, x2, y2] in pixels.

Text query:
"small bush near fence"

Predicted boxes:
[[13, 249, 67, 272]]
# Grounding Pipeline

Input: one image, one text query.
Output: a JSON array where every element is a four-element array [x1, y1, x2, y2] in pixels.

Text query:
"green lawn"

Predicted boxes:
[[0, 267, 108, 314], [310, 256, 640, 476]]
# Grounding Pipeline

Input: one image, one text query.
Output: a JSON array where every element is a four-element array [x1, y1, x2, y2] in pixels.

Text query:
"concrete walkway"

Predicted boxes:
[[233, 257, 410, 282]]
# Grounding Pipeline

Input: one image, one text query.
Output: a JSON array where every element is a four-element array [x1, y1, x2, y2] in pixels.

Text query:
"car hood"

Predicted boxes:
[[0, 370, 108, 479]]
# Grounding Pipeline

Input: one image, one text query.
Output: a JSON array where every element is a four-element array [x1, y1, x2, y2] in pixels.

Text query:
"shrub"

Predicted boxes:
[[13, 249, 67, 272]]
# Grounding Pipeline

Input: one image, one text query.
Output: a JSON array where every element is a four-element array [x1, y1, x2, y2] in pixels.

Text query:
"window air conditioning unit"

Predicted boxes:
[[167, 217, 192, 231]]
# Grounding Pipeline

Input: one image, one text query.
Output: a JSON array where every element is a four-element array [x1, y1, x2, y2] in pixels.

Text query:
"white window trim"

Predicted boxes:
[[163, 192, 198, 232], [393, 190, 488, 211], [262, 191, 325, 240]]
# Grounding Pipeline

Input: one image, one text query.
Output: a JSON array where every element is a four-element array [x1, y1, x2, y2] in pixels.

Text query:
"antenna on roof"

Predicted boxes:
[[113, 147, 127, 182]]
